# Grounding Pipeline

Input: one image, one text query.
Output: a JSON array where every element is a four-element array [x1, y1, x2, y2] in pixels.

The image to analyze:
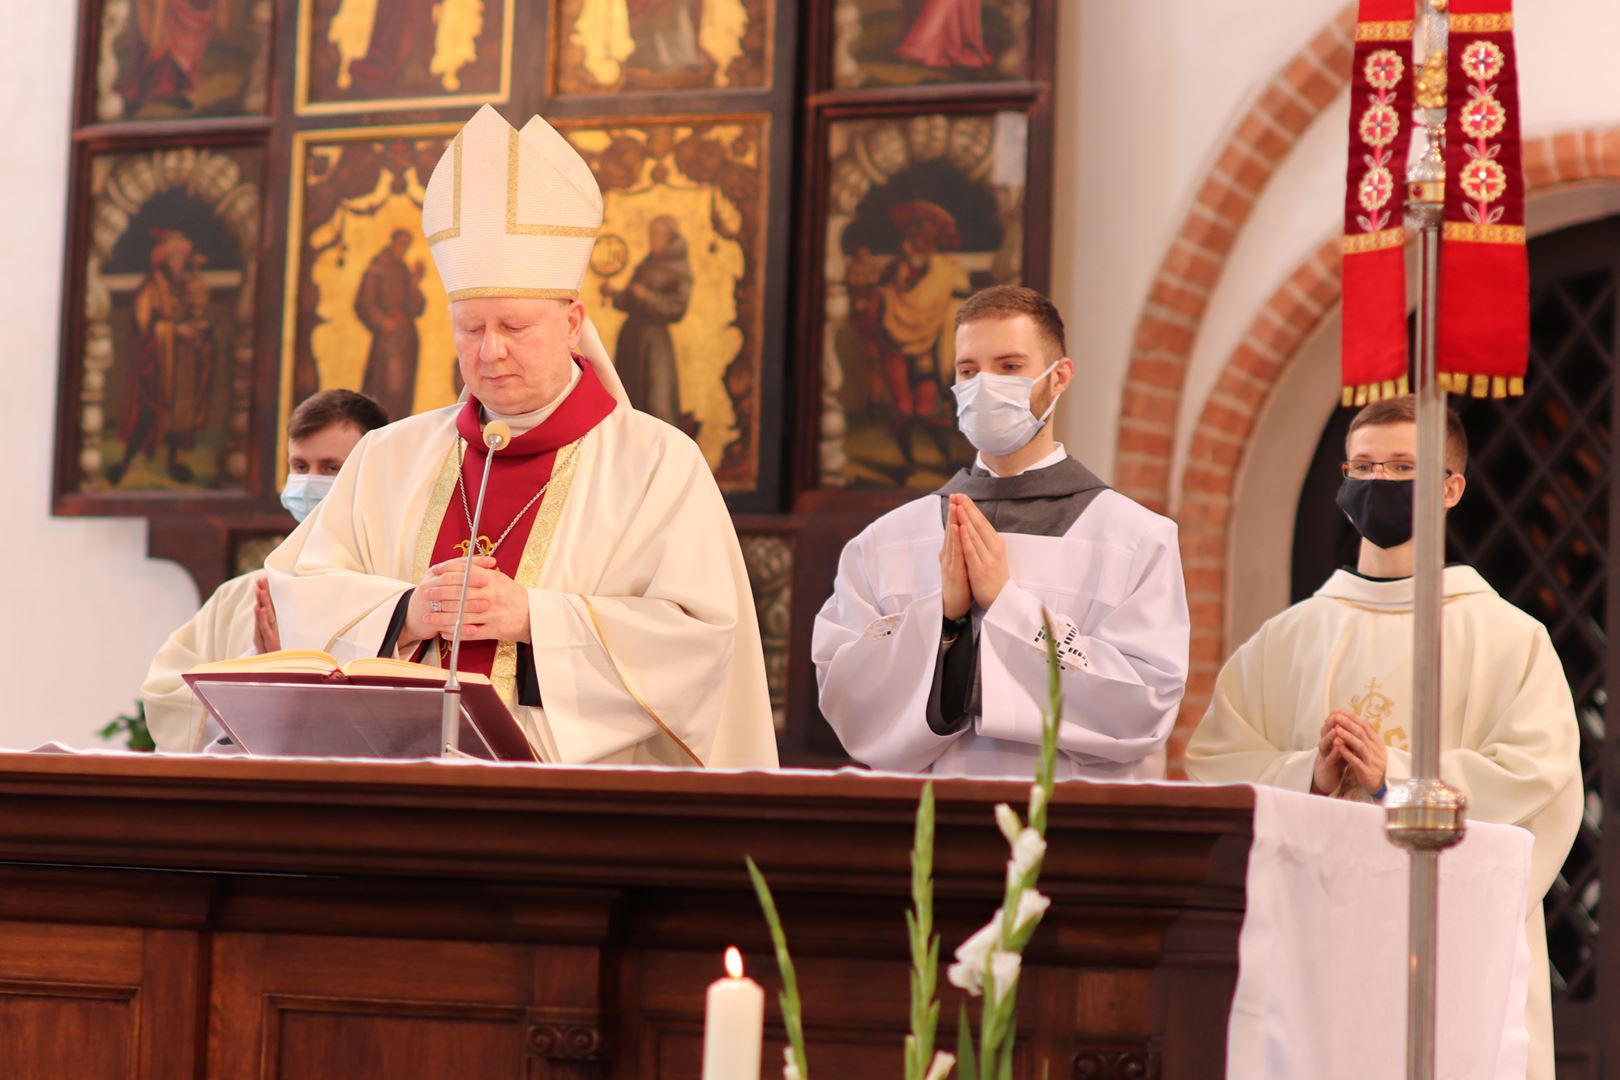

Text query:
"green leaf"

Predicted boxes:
[[746, 856, 809, 1080], [956, 1002, 978, 1080], [907, 781, 940, 1080], [996, 1032, 1015, 1080]]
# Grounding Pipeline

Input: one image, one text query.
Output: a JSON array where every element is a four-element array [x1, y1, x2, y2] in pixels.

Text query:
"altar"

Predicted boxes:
[[0, 755, 1530, 1078]]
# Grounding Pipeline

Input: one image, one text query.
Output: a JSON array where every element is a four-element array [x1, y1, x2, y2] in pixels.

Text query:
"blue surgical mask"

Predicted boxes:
[[950, 360, 1063, 456], [280, 474, 336, 523]]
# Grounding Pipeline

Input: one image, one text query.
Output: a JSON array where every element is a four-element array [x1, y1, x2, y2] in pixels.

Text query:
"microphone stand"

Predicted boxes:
[[441, 422, 510, 755]]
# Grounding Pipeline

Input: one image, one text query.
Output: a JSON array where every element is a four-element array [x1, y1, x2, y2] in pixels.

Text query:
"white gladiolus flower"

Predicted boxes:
[[1027, 784, 1048, 823], [989, 949, 1022, 999], [783, 1045, 801, 1080], [1012, 888, 1051, 934], [994, 803, 1022, 845], [1007, 828, 1046, 885], [946, 919, 1000, 995], [924, 1050, 958, 1080]]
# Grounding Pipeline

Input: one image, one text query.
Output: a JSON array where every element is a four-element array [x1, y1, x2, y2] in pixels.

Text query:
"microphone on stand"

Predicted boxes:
[[441, 419, 511, 755]]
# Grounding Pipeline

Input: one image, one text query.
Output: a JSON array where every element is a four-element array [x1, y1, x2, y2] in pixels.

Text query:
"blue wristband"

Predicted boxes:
[[1371, 783, 1388, 801]]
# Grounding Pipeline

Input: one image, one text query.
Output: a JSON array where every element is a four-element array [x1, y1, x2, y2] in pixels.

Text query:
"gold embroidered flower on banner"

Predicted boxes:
[[1359, 166, 1395, 213], [1460, 159, 1508, 204], [1461, 41, 1506, 82], [1364, 49, 1404, 90], [1359, 103, 1400, 148], [1460, 91, 1507, 140]]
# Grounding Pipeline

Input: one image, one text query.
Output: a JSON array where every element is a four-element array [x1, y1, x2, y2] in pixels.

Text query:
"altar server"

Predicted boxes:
[[265, 106, 776, 769], [1184, 396, 1582, 1080], [141, 390, 388, 751], [814, 286, 1189, 777]]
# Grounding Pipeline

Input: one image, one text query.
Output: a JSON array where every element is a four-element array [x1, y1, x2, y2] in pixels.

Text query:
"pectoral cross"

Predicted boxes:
[[455, 535, 496, 558]]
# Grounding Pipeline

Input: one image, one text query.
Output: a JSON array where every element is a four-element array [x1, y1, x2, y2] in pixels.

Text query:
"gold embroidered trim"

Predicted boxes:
[[579, 594, 704, 767], [505, 129, 600, 238], [447, 286, 580, 301], [410, 442, 463, 583], [425, 132, 463, 246], [1441, 221, 1526, 245], [492, 437, 585, 705], [1342, 227, 1406, 255], [1340, 374, 1411, 408], [1450, 12, 1512, 33], [1355, 20, 1413, 41]]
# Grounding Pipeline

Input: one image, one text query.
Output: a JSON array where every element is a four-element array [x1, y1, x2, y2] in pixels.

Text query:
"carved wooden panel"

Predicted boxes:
[[209, 933, 541, 1079], [0, 919, 202, 1079]]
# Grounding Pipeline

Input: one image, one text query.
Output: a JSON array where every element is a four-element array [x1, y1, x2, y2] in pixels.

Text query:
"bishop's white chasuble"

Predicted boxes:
[[1185, 565, 1583, 1080], [265, 362, 777, 769]]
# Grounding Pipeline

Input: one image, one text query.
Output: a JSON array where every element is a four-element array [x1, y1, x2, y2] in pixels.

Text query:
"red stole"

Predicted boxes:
[[427, 360, 616, 679]]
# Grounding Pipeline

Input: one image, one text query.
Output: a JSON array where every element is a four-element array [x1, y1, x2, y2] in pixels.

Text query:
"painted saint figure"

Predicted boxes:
[[116, 0, 233, 108], [356, 229, 428, 422], [626, 0, 708, 73], [602, 215, 694, 432], [849, 200, 971, 465], [895, 0, 991, 70], [108, 228, 216, 486]]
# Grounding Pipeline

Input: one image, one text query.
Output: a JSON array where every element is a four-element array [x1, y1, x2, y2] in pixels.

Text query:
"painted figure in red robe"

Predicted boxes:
[[117, 0, 232, 108], [895, 0, 991, 71]]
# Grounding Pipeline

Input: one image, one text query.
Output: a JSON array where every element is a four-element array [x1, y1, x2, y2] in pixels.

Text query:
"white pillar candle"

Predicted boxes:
[[701, 946, 764, 1080]]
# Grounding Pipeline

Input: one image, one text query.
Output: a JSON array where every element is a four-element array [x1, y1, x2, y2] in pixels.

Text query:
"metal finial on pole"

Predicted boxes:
[[1384, 3, 1468, 1078]]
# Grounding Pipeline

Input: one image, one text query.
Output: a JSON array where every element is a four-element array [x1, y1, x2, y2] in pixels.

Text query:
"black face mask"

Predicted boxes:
[[1336, 478, 1414, 549]]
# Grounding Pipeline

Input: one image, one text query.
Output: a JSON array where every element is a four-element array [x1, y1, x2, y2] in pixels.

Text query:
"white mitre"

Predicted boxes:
[[424, 106, 630, 404], [422, 105, 602, 302]]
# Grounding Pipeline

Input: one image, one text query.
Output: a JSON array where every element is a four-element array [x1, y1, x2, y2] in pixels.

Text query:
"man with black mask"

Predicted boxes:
[[1184, 394, 1581, 1080]]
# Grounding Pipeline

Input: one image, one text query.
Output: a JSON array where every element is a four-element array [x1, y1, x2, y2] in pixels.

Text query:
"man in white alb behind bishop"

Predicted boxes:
[[265, 105, 777, 769], [814, 286, 1190, 778]]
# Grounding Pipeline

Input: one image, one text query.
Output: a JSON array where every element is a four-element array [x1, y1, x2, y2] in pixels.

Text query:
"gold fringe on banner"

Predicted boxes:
[[1434, 373, 1525, 398], [1340, 375, 1412, 407]]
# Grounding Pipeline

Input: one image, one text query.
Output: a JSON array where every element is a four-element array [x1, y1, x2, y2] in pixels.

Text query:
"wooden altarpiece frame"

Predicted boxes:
[[49, 0, 1057, 762]]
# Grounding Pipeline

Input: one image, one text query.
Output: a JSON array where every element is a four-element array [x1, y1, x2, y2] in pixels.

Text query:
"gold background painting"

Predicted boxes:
[[565, 118, 769, 490], [280, 128, 458, 475], [298, 0, 513, 113], [553, 0, 769, 95]]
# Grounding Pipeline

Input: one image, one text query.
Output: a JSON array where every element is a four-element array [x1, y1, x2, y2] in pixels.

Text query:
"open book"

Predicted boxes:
[[183, 650, 541, 763]]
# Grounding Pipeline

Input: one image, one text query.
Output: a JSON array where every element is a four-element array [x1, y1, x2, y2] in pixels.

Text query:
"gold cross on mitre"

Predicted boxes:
[[454, 536, 496, 558]]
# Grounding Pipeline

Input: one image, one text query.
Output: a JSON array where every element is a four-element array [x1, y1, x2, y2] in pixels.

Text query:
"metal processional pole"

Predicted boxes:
[[1383, 3, 1467, 1078]]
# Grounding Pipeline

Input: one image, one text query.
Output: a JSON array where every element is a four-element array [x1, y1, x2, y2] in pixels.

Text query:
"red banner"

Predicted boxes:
[[1437, 0, 1528, 398], [1340, 0, 1416, 407]]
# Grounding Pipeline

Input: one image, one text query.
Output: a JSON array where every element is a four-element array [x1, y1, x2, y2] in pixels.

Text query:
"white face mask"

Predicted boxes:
[[280, 473, 336, 523], [950, 359, 1063, 456]]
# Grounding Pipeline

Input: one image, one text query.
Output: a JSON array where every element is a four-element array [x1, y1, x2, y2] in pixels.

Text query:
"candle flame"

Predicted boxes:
[[725, 946, 744, 979]]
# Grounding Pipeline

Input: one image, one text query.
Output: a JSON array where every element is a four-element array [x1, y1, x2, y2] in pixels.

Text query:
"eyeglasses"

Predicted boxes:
[[1341, 460, 1454, 480]]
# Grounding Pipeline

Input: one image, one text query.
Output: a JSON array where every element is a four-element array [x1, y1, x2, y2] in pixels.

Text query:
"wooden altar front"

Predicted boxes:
[[0, 756, 1251, 1078]]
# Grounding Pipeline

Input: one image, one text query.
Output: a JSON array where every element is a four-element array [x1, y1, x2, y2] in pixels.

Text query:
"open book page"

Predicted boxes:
[[342, 656, 490, 685], [187, 650, 489, 686], [189, 649, 341, 676]]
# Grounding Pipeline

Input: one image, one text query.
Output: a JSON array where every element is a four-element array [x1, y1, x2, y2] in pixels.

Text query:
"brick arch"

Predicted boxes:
[[1166, 128, 1620, 768], [1114, 3, 1358, 514]]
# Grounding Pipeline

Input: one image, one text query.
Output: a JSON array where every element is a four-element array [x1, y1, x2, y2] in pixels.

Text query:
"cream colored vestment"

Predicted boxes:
[[1185, 566, 1583, 1080]]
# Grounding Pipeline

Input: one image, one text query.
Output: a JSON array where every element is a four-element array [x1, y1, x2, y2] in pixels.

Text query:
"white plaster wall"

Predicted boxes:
[[0, 6, 200, 750], [1051, 0, 1349, 476]]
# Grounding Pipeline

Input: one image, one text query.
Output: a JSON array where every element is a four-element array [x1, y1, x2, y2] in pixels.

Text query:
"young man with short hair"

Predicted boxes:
[[140, 389, 389, 751], [814, 285, 1190, 777], [1184, 395, 1582, 1080]]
